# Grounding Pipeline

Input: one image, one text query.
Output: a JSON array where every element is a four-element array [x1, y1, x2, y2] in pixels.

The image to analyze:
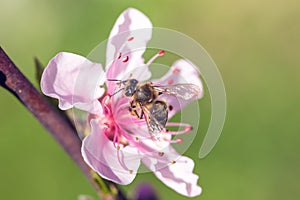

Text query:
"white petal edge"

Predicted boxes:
[[105, 8, 152, 95], [81, 119, 141, 185], [142, 146, 202, 197], [41, 52, 105, 114]]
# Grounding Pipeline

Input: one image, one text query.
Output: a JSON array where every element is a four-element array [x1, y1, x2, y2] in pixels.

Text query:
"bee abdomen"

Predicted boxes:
[[149, 101, 168, 127]]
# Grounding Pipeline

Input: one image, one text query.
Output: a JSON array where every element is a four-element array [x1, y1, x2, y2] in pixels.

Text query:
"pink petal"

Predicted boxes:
[[142, 146, 202, 197], [41, 52, 105, 114], [81, 119, 141, 185], [111, 96, 150, 139], [106, 8, 152, 94], [153, 59, 203, 118]]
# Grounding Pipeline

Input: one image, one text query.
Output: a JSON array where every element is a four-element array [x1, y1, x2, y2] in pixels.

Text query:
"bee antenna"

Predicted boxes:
[[110, 87, 124, 96], [107, 79, 122, 82], [107, 79, 129, 85]]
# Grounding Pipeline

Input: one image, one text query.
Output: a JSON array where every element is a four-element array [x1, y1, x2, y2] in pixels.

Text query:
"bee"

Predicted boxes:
[[108, 78, 201, 140]]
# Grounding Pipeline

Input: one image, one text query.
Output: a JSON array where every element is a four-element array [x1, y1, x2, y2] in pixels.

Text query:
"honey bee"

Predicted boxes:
[[108, 78, 201, 140]]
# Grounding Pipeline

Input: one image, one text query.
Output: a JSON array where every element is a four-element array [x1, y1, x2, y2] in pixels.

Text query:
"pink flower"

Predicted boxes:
[[41, 8, 203, 197]]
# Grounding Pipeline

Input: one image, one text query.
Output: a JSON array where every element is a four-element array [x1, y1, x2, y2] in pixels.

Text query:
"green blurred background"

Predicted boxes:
[[1, 0, 299, 199]]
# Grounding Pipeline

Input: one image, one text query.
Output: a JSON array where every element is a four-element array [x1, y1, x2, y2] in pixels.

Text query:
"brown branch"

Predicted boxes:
[[0, 47, 126, 200]]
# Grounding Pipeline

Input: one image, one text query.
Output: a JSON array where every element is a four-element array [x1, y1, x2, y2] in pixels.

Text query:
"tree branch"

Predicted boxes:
[[0, 47, 126, 200]]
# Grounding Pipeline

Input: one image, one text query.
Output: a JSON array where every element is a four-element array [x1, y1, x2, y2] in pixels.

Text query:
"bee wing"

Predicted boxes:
[[154, 84, 201, 100], [140, 105, 165, 140]]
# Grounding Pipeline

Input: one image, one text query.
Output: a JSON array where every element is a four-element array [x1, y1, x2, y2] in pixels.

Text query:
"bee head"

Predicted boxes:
[[124, 79, 139, 97]]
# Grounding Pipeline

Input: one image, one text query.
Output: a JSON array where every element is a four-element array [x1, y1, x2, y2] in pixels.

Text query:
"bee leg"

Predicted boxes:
[[132, 109, 140, 119], [137, 102, 145, 119], [129, 101, 140, 118], [128, 106, 138, 117], [130, 100, 136, 108], [139, 109, 144, 119]]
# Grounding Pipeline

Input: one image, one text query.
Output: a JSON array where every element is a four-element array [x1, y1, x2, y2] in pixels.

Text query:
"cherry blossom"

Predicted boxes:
[[41, 8, 203, 197]]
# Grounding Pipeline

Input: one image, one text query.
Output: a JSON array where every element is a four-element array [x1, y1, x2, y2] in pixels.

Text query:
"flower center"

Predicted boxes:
[[100, 95, 129, 148]]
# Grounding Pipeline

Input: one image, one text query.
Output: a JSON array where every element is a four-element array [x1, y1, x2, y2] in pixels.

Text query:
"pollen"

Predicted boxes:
[[158, 152, 164, 157]]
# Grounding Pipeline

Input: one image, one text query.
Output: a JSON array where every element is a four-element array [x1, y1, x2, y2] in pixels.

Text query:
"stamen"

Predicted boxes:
[[116, 147, 130, 171], [171, 160, 176, 164], [113, 132, 118, 148], [129, 170, 133, 174], [165, 129, 191, 135], [164, 138, 183, 144], [146, 50, 165, 66], [165, 122, 193, 135], [113, 126, 121, 149]]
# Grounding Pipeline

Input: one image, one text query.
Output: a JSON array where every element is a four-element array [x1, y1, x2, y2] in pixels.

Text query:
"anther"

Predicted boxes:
[[122, 56, 129, 63], [184, 126, 193, 132], [173, 68, 180, 74], [117, 52, 122, 59], [158, 152, 164, 157], [158, 50, 165, 57], [167, 79, 174, 85], [128, 36, 134, 41], [129, 170, 133, 174], [117, 146, 120, 150], [176, 138, 183, 144], [103, 122, 109, 128], [171, 160, 176, 164]]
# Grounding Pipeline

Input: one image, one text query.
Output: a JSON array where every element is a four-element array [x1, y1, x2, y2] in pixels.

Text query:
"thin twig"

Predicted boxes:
[[0, 47, 126, 200]]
